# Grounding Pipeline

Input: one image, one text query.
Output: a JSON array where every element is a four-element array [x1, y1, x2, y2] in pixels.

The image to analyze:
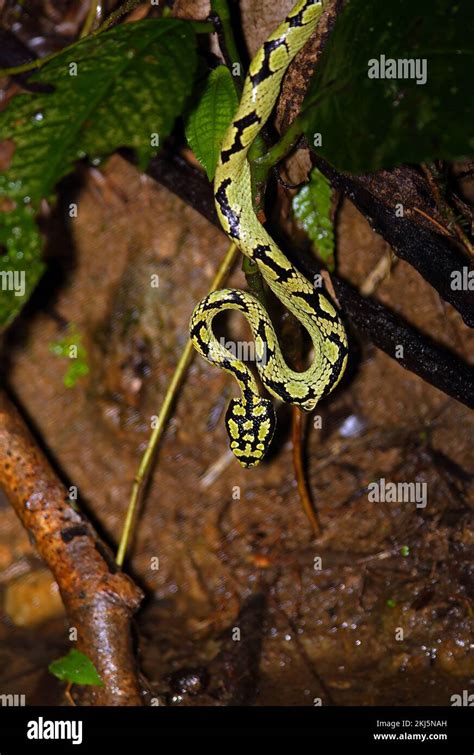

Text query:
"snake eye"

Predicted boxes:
[[225, 396, 276, 467]]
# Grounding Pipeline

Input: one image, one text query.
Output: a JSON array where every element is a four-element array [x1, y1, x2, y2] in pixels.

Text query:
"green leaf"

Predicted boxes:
[[185, 65, 238, 180], [49, 650, 104, 686], [292, 167, 334, 271], [0, 19, 197, 326], [49, 325, 89, 388], [303, 0, 474, 173], [0, 206, 44, 328]]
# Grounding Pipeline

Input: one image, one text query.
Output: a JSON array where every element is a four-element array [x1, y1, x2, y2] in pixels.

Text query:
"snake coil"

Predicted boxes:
[[190, 0, 348, 467]]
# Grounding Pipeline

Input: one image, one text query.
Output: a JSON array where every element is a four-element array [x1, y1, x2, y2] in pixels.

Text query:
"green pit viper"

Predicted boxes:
[[190, 0, 348, 467]]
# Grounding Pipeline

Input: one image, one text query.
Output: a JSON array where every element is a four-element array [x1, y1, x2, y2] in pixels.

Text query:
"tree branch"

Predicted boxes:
[[332, 278, 474, 409], [0, 392, 144, 705], [313, 157, 474, 329]]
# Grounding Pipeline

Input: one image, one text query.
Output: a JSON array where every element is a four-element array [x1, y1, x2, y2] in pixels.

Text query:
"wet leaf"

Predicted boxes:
[[185, 65, 238, 180], [292, 167, 334, 270], [49, 649, 104, 686], [49, 326, 89, 388], [0, 19, 197, 326]]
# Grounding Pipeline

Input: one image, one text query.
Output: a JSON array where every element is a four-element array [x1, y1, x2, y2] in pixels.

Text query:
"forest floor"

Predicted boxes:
[[0, 151, 472, 705]]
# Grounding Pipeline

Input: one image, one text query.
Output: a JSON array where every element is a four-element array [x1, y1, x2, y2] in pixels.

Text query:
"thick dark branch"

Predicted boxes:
[[0, 30, 54, 92], [145, 150, 474, 410], [333, 279, 474, 409], [148, 151, 219, 226], [313, 157, 474, 329]]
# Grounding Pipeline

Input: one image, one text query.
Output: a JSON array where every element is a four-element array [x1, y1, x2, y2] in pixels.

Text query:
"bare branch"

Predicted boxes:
[[0, 392, 144, 705]]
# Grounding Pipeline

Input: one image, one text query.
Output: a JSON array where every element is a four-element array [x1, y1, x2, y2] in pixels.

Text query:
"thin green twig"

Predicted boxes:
[[253, 114, 307, 174], [116, 241, 239, 567], [191, 21, 216, 34], [0, 0, 145, 78], [80, 0, 100, 38], [94, 0, 144, 34], [0, 50, 59, 78]]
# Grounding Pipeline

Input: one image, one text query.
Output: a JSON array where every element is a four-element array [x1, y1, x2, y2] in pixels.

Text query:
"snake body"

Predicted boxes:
[[190, 0, 348, 467]]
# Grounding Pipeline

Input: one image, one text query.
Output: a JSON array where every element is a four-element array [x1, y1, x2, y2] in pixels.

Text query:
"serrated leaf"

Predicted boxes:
[[303, 0, 474, 173], [185, 65, 238, 180], [0, 19, 197, 326], [49, 650, 104, 686], [293, 168, 334, 271]]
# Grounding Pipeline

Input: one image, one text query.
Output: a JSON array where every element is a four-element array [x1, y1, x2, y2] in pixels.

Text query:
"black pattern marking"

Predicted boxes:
[[221, 111, 261, 164], [201, 290, 251, 314], [200, 299, 221, 313], [215, 178, 241, 239], [222, 359, 249, 384], [249, 37, 290, 87], [287, 0, 319, 28], [225, 396, 277, 467], [264, 376, 300, 404], [224, 290, 250, 310], [252, 244, 295, 283], [287, 9, 307, 27], [292, 289, 339, 321], [322, 332, 349, 394], [256, 319, 268, 343], [242, 383, 254, 402], [190, 323, 209, 356]]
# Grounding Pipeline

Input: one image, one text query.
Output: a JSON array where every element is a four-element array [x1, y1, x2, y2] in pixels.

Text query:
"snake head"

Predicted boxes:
[[225, 396, 276, 468]]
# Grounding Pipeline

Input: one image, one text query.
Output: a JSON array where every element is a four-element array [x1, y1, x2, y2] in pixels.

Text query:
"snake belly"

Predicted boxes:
[[190, 0, 348, 467]]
